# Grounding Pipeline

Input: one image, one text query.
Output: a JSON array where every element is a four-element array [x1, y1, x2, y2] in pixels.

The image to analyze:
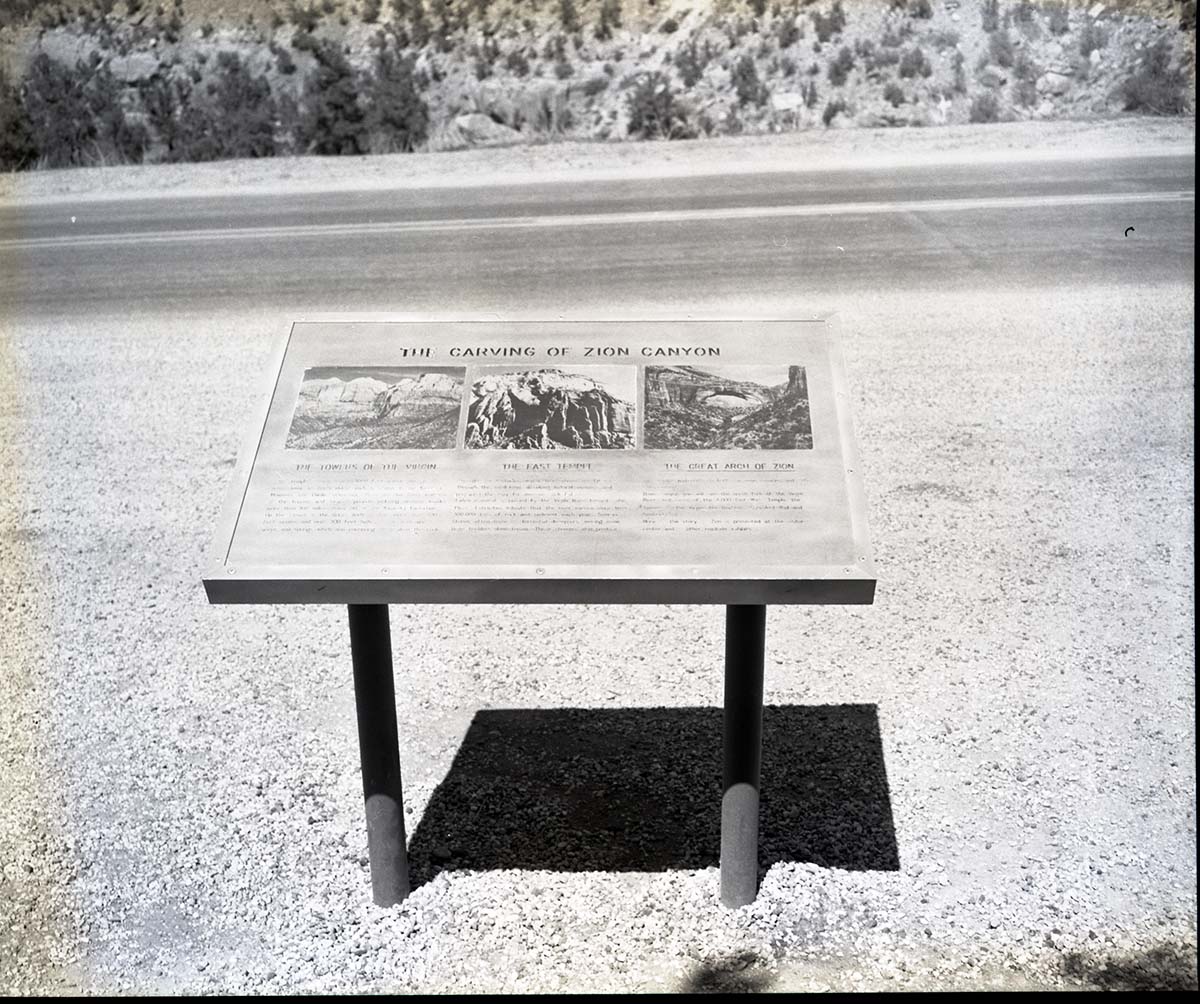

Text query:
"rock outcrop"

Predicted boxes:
[[298, 376, 389, 406], [374, 372, 462, 418], [643, 365, 812, 450], [644, 366, 776, 411], [465, 369, 634, 450]]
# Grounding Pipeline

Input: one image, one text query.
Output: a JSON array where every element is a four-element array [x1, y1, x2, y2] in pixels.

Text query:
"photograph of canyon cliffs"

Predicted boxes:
[[644, 365, 814, 450]]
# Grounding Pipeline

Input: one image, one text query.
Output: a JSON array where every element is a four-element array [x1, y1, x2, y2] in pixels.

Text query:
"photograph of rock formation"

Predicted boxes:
[[286, 367, 465, 450], [465, 367, 636, 450], [644, 365, 813, 450]]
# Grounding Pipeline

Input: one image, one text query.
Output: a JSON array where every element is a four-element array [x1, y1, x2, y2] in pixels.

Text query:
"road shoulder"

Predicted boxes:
[[2, 118, 1193, 207]]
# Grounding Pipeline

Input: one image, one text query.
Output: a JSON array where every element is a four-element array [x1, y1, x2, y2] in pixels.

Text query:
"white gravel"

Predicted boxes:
[[1, 152, 1195, 991]]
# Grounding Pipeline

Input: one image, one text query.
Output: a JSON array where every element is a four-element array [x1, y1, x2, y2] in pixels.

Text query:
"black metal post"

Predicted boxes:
[[721, 604, 766, 908], [348, 604, 410, 906]]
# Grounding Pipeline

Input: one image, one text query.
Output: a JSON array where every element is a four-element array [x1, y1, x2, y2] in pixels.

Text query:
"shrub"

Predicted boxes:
[[1014, 49, 1038, 82], [660, 17, 678, 33], [969, 91, 1000, 122], [1014, 78, 1038, 107], [1078, 19, 1108, 56], [0, 66, 36, 170], [1045, 1, 1069, 35], [506, 49, 530, 76], [160, 0, 184, 43], [982, 0, 1000, 32], [781, 55, 797, 76], [931, 29, 960, 50], [168, 52, 279, 162], [812, 2, 845, 43], [988, 29, 1015, 68], [1013, 3, 1042, 40], [732, 54, 767, 106], [22, 54, 148, 167], [883, 81, 905, 106], [554, 57, 573, 78], [288, 2, 320, 32], [582, 74, 608, 96], [821, 97, 846, 126], [1121, 36, 1190, 115], [801, 79, 818, 108], [390, 0, 430, 47], [871, 47, 901, 69], [300, 41, 369, 155], [828, 46, 854, 86], [899, 46, 931, 78], [364, 45, 428, 151], [676, 39, 708, 88], [428, 0, 459, 39], [595, 0, 622, 41], [510, 84, 572, 134], [274, 44, 297, 74], [627, 71, 692, 139], [142, 71, 187, 154], [880, 24, 908, 49], [777, 14, 801, 48], [559, 0, 580, 34], [361, 0, 381, 23], [911, 0, 933, 18]]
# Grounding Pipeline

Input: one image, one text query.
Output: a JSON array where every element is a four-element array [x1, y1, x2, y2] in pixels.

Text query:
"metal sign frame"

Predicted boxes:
[[204, 313, 875, 605], [203, 312, 876, 908]]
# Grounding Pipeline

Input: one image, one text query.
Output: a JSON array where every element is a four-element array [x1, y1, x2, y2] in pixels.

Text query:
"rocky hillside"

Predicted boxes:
[[465, 368, 635, 449], [0, 1, 1194, 169]]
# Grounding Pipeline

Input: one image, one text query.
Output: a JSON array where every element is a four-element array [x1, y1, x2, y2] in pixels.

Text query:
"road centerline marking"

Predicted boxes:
[[2, 190, 1193, 251]]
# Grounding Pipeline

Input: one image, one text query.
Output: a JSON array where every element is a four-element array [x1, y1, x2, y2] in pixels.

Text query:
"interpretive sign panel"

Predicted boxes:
[[203, 317, 874, 604]]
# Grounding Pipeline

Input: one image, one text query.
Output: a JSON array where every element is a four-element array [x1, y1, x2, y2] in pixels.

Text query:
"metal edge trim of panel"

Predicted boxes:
[[202, 575, 876, 606]]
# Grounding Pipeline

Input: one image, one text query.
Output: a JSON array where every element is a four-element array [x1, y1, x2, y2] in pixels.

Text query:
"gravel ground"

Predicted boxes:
[[2, 284, 1193, 994], [1, 140, 1195, 991]]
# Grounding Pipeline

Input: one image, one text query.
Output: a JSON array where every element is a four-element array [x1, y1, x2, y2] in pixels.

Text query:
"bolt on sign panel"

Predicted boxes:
[[204, 317, 875, 605]]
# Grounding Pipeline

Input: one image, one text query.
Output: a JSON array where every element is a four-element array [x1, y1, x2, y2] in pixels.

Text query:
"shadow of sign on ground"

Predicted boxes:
[[1060, 944, 1200, 991], [681, 950, 777, 993], [408, 705, 898, 886]]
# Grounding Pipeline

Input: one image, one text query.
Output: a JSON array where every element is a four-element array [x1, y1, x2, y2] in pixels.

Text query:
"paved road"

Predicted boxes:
[[1, 153, 1192, 317]]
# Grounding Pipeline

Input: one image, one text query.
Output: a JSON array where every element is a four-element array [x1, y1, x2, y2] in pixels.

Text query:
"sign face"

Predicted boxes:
[[204, 318, 875, 604]]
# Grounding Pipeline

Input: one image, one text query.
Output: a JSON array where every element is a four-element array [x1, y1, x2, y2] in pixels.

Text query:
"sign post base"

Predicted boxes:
[[348, 604, 410, 906], [720, 604, 766, 908]]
